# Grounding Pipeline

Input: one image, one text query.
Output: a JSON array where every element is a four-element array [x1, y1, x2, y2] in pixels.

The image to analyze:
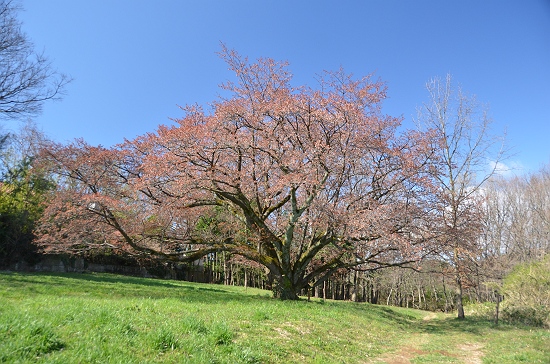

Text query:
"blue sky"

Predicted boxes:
[[15, 0, 550, 174]]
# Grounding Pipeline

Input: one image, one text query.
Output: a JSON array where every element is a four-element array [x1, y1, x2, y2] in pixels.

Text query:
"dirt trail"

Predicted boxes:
[[458, 343, 484, 364], [376, 341, 484, 364], [373, 312, 485, 364], [377, 346, 423, 364], [422, 312, 437, 321]]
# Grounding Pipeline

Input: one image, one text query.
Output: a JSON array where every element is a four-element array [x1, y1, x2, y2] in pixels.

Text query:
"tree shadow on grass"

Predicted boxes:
[[417, 314, 518, 337], [356, 305, 421, 330], [0, 271, 273, 304], [314, 299, 522, 338], [309, 300, 423, 330]]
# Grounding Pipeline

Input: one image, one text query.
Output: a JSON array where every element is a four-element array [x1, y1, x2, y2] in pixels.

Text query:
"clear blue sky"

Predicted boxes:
[[16, 0, 550, 174]]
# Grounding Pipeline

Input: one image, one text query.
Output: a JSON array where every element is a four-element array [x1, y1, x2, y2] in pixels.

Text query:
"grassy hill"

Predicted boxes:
[[0, 272, 548, 363]]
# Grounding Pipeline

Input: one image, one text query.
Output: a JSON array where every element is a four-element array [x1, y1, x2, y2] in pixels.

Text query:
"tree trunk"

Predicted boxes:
[[456, 275, 465, 319], [272, 274, 300, 300], [351, 270, 358, 302], [223, 252, 230, 286], [315, 283, 321, 298]]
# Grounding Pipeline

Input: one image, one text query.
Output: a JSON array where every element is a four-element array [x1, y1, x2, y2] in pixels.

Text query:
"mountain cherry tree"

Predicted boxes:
[[37, 48, 439, 299]]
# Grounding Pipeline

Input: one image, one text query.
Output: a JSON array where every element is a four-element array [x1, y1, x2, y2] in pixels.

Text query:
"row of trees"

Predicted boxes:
[[482, 167, 550, 265]]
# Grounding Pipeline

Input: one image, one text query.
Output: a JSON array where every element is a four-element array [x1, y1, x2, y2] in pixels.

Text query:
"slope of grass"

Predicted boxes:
[[0, 272, 548, 363]]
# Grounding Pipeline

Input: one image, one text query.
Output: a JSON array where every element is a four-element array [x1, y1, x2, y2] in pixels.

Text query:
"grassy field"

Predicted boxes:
[[0, 272, 548, 363]]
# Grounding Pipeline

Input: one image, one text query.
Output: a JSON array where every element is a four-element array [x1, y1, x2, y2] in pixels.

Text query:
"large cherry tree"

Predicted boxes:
[[37, 49, 439, 299]]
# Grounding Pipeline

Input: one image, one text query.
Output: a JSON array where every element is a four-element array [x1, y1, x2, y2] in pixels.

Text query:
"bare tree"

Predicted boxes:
[[417, 74, 508, 319], [0, 0, 69, 120], [482, 165, 550, 266]]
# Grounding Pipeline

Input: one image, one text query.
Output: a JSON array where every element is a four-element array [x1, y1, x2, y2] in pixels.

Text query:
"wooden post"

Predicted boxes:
[[494, 292, 502, 325]]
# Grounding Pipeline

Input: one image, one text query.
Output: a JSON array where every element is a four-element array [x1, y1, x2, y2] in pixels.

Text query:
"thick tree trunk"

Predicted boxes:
[[269, 258, 312, 300], [272, 274, 300, 300]]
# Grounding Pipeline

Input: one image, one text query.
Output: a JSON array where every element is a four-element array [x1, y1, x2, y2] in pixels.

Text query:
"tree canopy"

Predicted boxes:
[[37, 49, 440, 299]]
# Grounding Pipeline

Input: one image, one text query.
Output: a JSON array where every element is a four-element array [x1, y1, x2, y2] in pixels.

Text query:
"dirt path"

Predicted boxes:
[[376, 341, 484, 364], [373, 312, 485, 364], [422, 312, 437, 321], [377, 345, 426, 364], [458, 343, 484, 364]]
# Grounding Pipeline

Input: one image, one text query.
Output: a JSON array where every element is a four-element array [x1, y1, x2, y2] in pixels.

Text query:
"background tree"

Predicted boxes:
[[0, 0, 69, 121], [480, 163, 550, 278], [416, 74, 508, 319], [0, 122, 53, 268], [37, 49, 439, 299]]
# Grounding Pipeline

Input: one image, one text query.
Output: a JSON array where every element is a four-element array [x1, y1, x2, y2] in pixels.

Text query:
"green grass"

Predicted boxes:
[[0, 272, 548, 363]]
